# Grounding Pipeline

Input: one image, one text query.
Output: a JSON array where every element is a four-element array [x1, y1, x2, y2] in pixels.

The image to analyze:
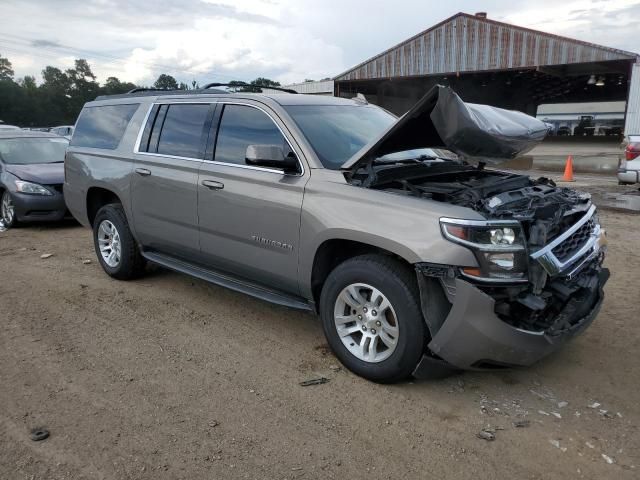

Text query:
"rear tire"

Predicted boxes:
[[319, 254, 426, 383], [93, 203, 145, 280]]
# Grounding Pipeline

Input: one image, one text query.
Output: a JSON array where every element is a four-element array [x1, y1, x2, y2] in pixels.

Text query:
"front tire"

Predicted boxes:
[[93, 203, 145, 280], [1, 190, 18, 228], [319, 254, 426, 383]]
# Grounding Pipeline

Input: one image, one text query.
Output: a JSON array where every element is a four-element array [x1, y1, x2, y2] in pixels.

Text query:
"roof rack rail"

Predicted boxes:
[[202, 82, 298, 94], [126, 87, 177, 94]]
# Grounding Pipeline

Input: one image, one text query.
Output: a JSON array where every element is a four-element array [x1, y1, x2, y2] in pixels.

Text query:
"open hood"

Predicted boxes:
[[341, 85, 548, 171]]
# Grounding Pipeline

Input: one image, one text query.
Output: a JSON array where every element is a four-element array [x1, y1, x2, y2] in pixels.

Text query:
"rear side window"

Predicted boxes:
[[156, 104, 210, 158], [71, 104, 139, 149], [214, 104, 290, 166]]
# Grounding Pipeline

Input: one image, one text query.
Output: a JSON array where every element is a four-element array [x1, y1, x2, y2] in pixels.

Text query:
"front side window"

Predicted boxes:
[[71, 104, 139, 149], [214, 104, 290, 166], [156, 104, 210, 158], [284, 105, 396, 169], [0, 137, 68, 165]]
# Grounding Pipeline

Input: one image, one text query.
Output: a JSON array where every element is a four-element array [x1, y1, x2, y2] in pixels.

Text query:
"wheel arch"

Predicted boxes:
[[86, 187, 122, 227], [307, 235, 420, 310]]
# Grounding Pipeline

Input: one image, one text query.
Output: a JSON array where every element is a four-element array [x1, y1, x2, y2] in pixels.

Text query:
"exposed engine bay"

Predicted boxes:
[[352, 161, 607, 337]]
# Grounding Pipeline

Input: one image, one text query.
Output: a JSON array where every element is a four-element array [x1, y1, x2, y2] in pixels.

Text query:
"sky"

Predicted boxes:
[[1, 0, 639, 87]]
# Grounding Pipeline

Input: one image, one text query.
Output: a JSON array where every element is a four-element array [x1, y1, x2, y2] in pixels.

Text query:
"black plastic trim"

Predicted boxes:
[[142, 251, 313, 311]]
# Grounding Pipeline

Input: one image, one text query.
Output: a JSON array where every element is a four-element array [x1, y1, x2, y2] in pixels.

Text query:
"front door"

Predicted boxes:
[[197, 102, 308, 295], [131, 102, 213, 257]]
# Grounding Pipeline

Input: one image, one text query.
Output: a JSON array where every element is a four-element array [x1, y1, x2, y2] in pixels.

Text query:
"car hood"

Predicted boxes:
[[4, 163, 65, 185], [341, 85, 548, 171]]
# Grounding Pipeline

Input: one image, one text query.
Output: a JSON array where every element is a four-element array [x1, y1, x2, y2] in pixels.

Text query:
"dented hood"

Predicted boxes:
[[341, 85, 547, 170]]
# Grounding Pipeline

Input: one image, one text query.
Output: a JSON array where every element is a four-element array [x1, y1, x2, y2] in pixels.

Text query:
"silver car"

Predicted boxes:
[[64, 86, 609, 382]]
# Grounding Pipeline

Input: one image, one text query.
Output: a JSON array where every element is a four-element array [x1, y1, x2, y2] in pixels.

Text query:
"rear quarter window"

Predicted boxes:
[[71, 104, 139, 149]]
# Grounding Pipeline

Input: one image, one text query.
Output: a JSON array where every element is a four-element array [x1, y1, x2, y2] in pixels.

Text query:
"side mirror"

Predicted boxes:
[[245, 145, 299, 173]]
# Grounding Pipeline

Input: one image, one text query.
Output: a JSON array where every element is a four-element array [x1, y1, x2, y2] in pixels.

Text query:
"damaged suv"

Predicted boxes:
[[64, 85, 609, 382]]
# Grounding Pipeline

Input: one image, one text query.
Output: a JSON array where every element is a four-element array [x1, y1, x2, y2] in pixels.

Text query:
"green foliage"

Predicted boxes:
[[153, 74, 178, 90], [0, 55, 14, 81], [0, 52, 285, 127], [0, 54, 145, 126], [227, 77, 282, 92]]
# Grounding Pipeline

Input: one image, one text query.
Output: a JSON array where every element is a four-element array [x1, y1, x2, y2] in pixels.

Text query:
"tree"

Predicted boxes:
[[154, 74, 178, 90], [228, 77, 282, 92], [0, 54, 142, 126], [19, 76, 37, 90], [68, 59, 96, 82], [250, 77, 281, 89], [41, 66, 71, 91], [102, 76, 137, 95], [0, 54, 15, 81]]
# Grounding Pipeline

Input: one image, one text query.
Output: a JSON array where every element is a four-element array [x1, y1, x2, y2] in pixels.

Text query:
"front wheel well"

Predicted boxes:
[[86, 187, 121, 227], [310, 239, 410, 308]]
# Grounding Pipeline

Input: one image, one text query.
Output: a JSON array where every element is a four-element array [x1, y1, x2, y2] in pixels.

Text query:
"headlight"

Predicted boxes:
[[440, 218, 528, 282], [15, 180, 53, 196]]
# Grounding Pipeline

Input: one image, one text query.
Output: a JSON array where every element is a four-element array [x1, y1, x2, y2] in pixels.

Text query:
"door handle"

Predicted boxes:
[[202, 180, 224, 190], [135, 168, 151, 176]]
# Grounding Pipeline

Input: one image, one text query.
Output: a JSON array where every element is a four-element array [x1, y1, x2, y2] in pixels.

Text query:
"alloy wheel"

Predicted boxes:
[[97, 219, 122, 267], [1, 192, 15, 226], [333, 283, 400, 363]]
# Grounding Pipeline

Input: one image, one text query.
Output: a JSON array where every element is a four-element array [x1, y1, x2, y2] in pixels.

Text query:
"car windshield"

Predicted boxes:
[[284, 104, 396, 169], [0, 137, 69, 164]]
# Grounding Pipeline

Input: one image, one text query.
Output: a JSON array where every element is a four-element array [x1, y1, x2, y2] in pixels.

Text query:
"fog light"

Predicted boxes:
[[486, 252, 515, 270], [490, 228, 516, 245]]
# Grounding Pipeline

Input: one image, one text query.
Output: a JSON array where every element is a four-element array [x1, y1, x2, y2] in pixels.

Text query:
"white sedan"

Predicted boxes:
[[618, 135, 640, 184]]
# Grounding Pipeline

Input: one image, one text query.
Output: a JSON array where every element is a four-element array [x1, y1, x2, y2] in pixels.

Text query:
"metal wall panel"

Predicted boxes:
[[335, 13, 637, 81], [262, 80, 334, 95], [625, 64, 640, 136]]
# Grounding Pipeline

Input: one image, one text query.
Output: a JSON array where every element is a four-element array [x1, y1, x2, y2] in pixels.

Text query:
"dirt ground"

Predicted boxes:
[[1, 208, 639, 479]]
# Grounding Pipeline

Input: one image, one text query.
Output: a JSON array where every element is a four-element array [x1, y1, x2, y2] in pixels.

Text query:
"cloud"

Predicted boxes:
[[498, 0, 640, 53], [31, 39, 62, 48], [1, 0, 638, 87]]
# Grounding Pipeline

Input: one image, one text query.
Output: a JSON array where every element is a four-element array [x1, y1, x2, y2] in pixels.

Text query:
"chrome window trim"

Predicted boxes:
[[133, 100, 305, 177], [133, 102, 155, 154]]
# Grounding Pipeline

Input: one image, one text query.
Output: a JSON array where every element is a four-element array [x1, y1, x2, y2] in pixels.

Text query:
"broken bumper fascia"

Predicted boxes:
[[415, 270, 608, 372]]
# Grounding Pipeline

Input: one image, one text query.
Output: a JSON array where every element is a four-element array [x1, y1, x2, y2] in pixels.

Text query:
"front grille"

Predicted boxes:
[[48, 184, 64, 194], [491, 253, 605, 334], [552, 218, 595, 262]]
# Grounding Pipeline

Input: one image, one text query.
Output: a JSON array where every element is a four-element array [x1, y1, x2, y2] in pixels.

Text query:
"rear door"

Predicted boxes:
[[131, 102, 214, 258], [197, 102, 308, 295]]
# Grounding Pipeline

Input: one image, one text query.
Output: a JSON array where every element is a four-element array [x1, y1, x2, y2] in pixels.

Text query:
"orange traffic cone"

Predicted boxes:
[[562, 155, 575, 182]]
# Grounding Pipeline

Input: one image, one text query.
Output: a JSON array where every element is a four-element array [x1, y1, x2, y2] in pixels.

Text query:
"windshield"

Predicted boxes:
[[284, 104, 396, 169], [0, 137, 68, 165]]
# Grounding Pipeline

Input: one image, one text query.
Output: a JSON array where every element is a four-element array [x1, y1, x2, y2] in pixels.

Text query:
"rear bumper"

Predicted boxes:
[[420, 269, 608, 370], [617, 168, 639, 184], [13, 192, 68, 222]]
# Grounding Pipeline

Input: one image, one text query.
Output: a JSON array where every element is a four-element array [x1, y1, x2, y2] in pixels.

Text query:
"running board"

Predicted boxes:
[[142, 251, 312, 311]]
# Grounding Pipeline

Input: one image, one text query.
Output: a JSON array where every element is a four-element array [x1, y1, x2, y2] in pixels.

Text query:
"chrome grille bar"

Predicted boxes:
[[530, 205, 602, 276]]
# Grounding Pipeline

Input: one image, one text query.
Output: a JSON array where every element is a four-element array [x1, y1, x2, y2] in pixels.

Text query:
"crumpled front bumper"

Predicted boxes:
[[416, 268, 608, 372]]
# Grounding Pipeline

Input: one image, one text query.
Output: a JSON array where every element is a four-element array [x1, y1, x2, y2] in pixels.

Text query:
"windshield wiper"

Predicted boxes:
[[373, 155, 438, 165]]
